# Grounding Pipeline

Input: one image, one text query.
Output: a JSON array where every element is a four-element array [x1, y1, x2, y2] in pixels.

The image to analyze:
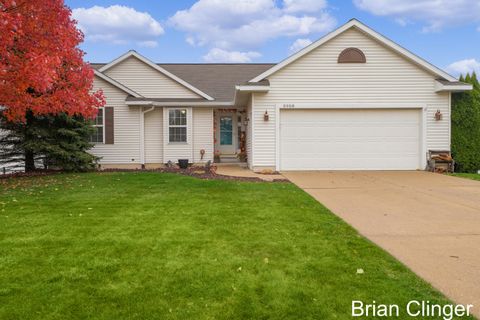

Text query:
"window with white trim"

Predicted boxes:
[[169, 109, 187, 142], [90, 108, 104, 143]]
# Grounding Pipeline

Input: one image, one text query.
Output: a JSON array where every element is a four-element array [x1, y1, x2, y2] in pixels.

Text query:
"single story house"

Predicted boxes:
[[90, 19, 472, 172]]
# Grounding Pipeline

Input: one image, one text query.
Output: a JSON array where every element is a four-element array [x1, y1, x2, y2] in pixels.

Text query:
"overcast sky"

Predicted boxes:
[[65, 0, 480, 77]]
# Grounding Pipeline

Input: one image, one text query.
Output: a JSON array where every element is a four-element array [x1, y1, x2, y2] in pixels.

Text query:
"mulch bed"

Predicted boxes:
[[0, 166, 289, 183]]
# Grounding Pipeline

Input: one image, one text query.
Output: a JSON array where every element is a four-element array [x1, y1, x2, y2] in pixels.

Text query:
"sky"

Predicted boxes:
[[64, 0, 480, 77]]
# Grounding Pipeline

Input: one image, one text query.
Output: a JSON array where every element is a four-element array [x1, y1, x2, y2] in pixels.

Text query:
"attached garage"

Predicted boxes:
[[279, 109, 422, 171]]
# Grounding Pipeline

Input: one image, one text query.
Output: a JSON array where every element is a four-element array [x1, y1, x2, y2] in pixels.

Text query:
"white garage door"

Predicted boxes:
[[280, 109, 421, 170]]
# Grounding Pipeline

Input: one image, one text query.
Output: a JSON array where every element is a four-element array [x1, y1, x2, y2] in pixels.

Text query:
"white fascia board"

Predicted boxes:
[[94, 70, 142, 98], [435, 81, 473, 92], [99, 50, 215, 101], [250, 19, 457, 83], [275, 102, 425, 109], [235, 85, 270, 92], [125, 100, 234, 107]]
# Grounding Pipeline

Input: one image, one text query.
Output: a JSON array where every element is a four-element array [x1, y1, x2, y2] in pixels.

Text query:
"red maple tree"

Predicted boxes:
[[0, 0, 105, 122]]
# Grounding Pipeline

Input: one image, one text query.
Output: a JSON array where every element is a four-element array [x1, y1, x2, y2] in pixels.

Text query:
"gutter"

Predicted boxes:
[[126, 101, 235, 107], [235, 85, 270, 92]]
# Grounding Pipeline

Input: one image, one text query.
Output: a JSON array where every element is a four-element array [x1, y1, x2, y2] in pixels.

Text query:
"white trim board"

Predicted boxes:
[[235, 85, 270, 92], [99, 51, 215, 101], [126, 100, 234, 107], [274, 102, 425, 110], [435, 81, 472, 92], [250, 19, 457, 83]]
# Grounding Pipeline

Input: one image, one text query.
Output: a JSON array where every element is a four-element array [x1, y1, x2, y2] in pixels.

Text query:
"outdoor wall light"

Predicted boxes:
[[435, 110, 442, 121], [264, 111, 269, 121]]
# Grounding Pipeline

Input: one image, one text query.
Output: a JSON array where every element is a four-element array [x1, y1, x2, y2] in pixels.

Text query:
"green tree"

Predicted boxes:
[[451, 72, 480, 173], [0, 112, 99, 172]]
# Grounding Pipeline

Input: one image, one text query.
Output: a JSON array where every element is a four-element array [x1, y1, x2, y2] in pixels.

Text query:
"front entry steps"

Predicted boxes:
[[218, 154, 241, 163], [216, 154, 247, 167], [215, 162, 248, 168]]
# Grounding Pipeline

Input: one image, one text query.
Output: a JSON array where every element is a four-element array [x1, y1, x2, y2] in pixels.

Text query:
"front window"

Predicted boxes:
[[90, 108, 104, 143], [169, 109, 187, 142]]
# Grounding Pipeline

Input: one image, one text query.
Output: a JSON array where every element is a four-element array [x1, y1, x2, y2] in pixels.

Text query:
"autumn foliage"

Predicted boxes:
[[0, 0, 105, 122]]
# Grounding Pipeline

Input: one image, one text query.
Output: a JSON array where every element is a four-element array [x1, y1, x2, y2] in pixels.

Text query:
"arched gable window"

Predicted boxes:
[[338, 48, 366, 63]]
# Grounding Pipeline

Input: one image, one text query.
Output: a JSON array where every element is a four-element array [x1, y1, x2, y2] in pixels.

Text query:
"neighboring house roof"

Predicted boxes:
[[90, 63, 104, 70], [91, 63, 274, 102], [98, 51, 215, 101], [249, 19, 458, 83]]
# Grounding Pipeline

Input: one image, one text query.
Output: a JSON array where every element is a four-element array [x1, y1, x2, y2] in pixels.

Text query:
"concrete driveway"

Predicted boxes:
[[283, 171, 480, 314]]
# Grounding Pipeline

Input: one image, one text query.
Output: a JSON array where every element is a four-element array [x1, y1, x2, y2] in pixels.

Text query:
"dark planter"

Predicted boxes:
[[178, 159, 189, 169]]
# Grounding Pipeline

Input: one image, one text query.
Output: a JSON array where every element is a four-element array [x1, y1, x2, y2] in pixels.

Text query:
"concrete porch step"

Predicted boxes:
[[218, 154, 240, 163], [216, 154, 247, 166], [215, 162, 248, 168]]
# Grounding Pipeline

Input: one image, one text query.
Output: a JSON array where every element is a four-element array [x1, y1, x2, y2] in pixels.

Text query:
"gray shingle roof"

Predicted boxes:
[[90, 63, 275, 101], [158, 64, 274, 101]]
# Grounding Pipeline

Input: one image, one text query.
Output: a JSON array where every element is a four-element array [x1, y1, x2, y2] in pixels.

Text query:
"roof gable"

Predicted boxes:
[[99, 51, 214, 100], [93, 70, 142, 98], [250, 19, 457, 83]]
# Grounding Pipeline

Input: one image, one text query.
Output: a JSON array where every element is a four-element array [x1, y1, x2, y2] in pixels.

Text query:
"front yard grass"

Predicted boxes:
[[0, 172, 466, 319], [452, 173, 480, 181]]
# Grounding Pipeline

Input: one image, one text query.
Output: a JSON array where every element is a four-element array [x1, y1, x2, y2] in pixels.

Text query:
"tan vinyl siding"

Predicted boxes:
[[193, 108, 214, 163], [90, 76, 141, 164], [253, 27, 450, 167], [161, 107, 214, 164], [163, 107, 193, 163], [246, 96, 253, 168], [104, 56, 201, 99], [144, 108, 163, 163], [252, 96, 276, 168], [426, 101, 451, 150]]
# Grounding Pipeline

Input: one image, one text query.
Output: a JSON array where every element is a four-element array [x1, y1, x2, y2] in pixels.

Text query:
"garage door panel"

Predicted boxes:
[[282, 125, 419, 138], [280, 109, 421, 170]]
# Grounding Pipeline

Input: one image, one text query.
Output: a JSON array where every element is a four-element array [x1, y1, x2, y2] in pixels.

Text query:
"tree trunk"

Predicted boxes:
[[25, 150, 35, 172], [24, 112, 35, 172]]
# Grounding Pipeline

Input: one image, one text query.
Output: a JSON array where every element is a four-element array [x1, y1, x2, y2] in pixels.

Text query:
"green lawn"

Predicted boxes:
[[0, 172, 468, 319], [452, 173, 480, 181]]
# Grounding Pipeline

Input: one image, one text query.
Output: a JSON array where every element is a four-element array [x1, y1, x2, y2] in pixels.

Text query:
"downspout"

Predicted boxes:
[[140, 106, 155, 168]]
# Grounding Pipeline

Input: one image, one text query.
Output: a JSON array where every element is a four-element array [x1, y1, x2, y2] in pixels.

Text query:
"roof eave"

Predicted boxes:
[[125, 100, 234, 107], [435, 81, 473, 93]]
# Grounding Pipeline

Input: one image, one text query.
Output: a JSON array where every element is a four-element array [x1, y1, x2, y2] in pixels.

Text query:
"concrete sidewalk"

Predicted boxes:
[[215, 165, 284, 182], [283, 171, 480, 316]]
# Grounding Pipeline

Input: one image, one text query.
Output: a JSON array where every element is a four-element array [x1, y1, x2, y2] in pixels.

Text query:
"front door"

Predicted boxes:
[[216, 112, 236, 154]]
